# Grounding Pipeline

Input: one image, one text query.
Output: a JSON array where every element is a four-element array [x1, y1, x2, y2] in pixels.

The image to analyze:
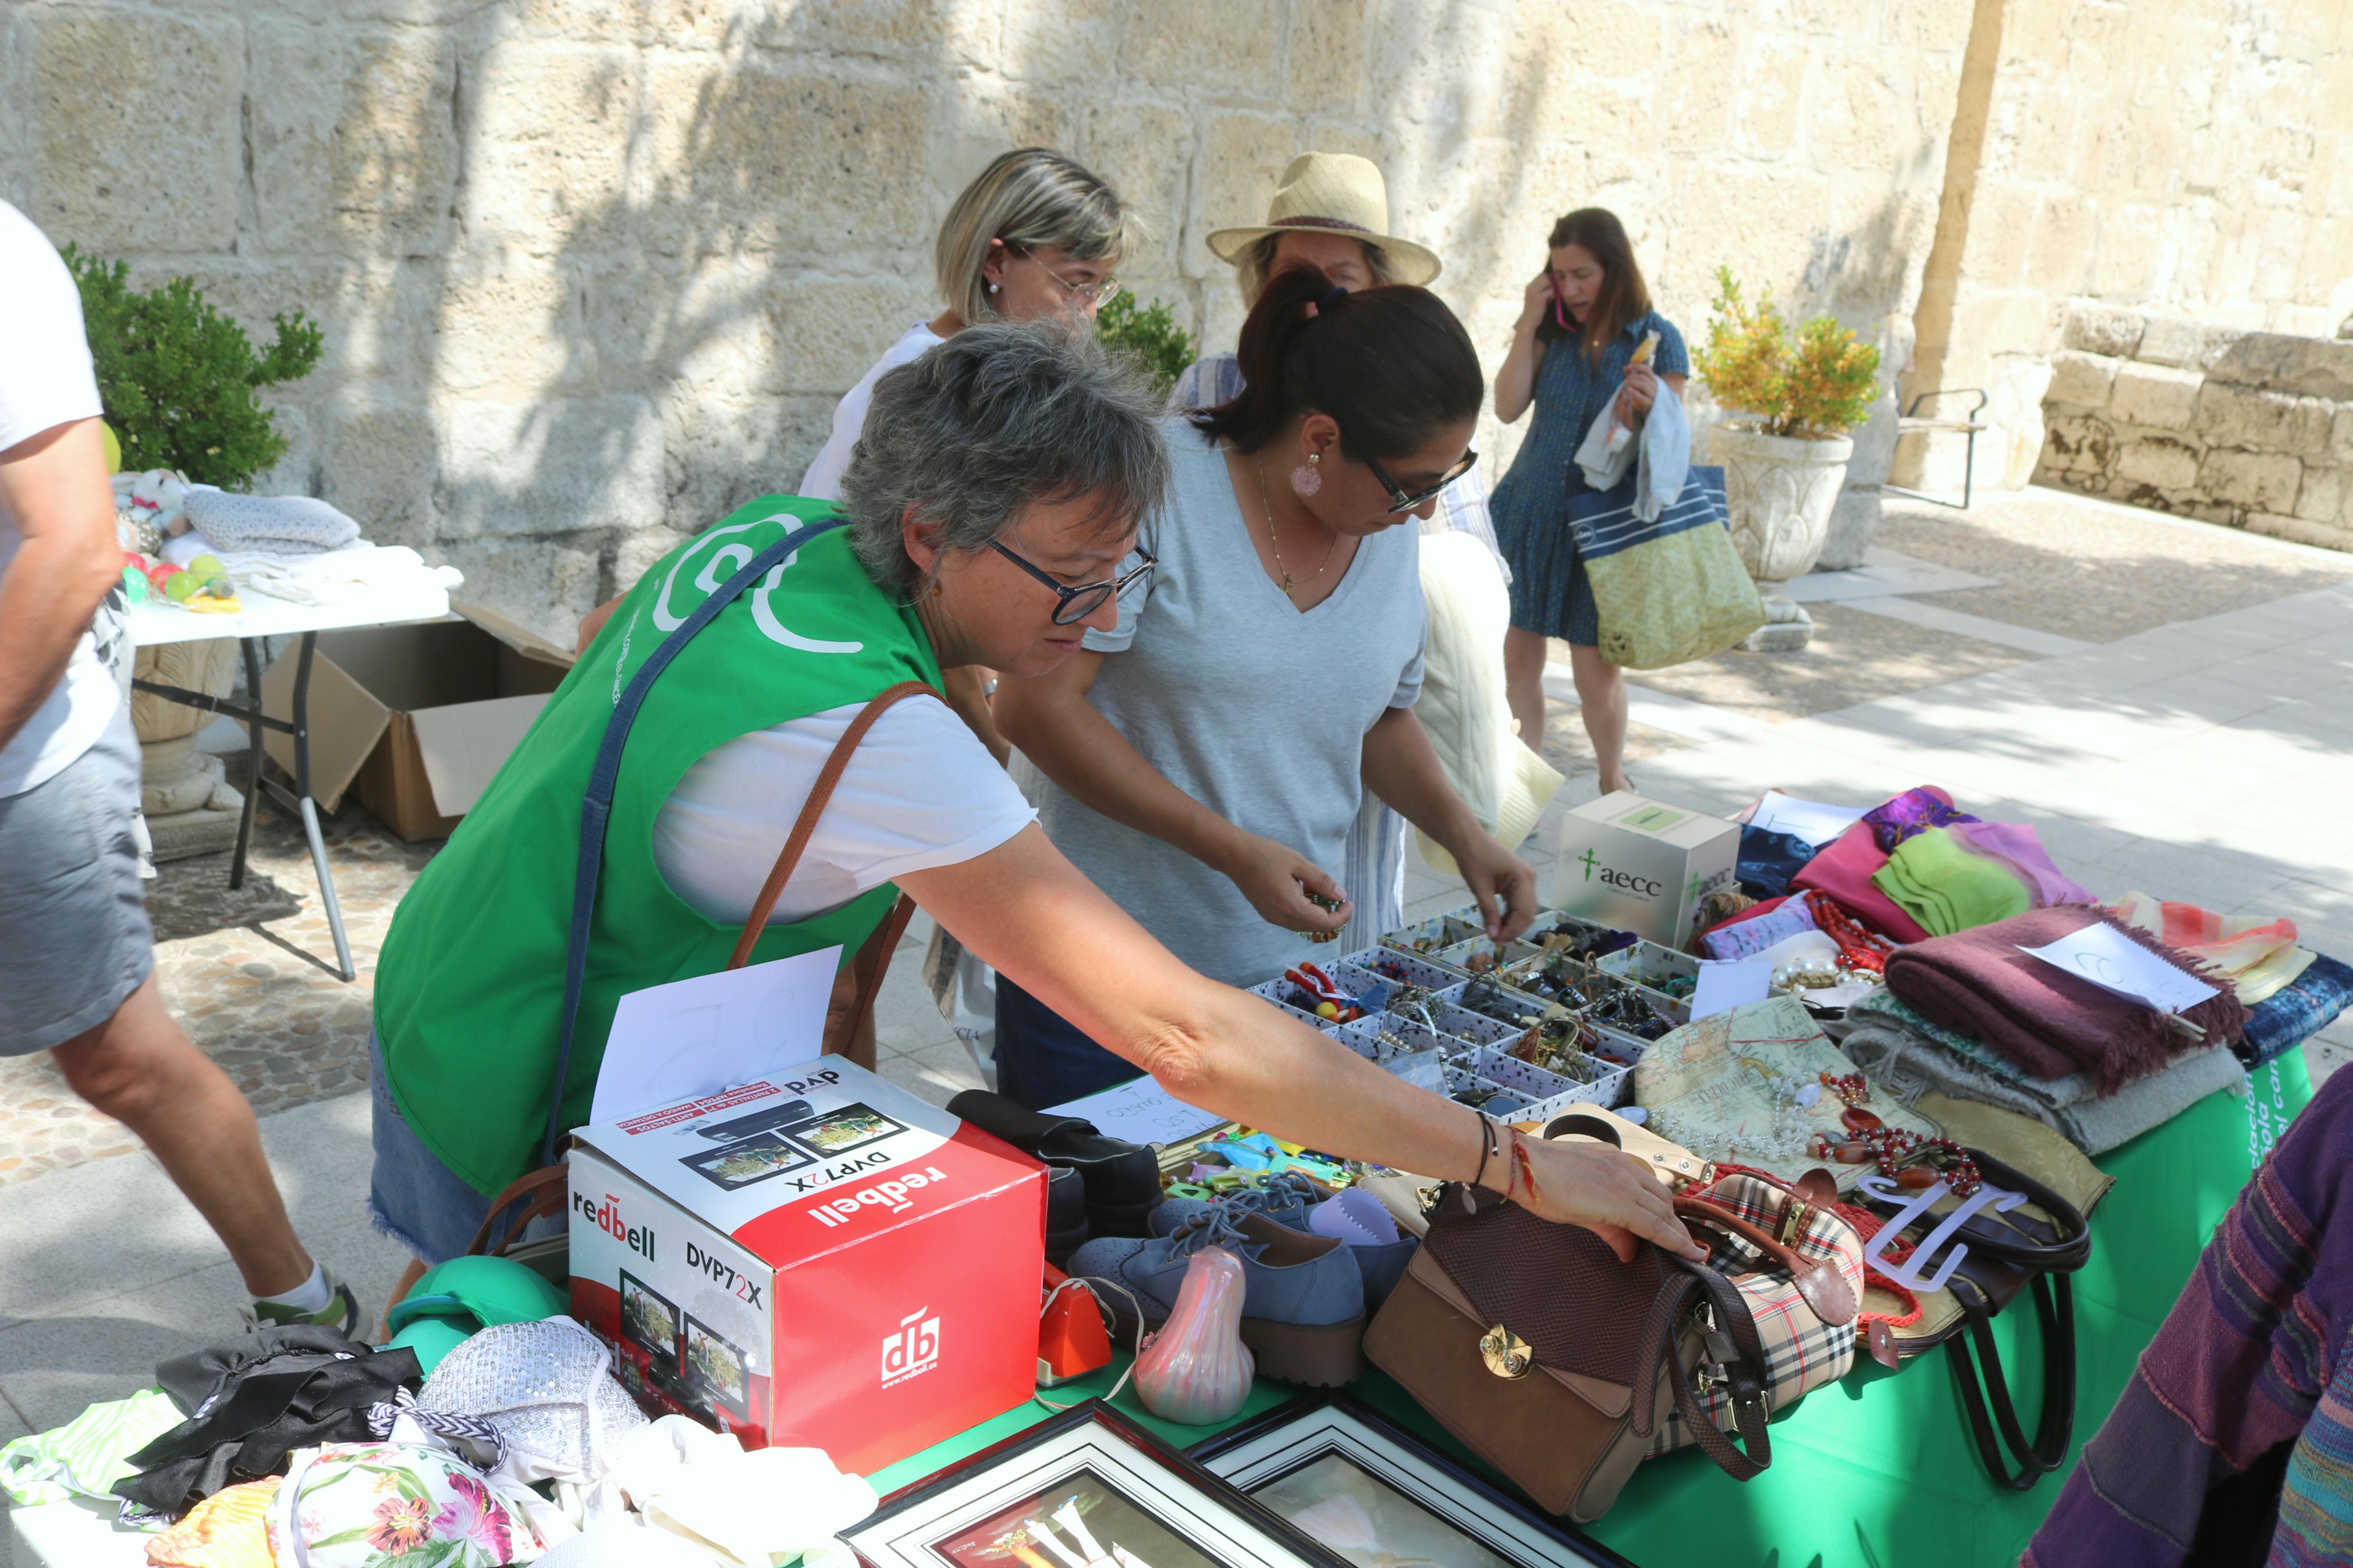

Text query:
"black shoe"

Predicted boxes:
[[1045, 1167, 1089, 1268], [947, 1090, 1163, 1239]]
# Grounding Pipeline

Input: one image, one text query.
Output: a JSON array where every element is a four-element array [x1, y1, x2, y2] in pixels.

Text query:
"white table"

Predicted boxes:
[[127, 579, 452, 981]]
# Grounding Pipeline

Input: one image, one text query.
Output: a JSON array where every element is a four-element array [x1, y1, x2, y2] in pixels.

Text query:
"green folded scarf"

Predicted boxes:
[[1869, 825, 2030, 937]]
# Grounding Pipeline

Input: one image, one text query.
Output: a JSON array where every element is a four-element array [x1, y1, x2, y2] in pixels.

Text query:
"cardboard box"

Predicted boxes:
[[260, 600, 572, 840], [1550, 791, 1739, 947], [567, 1059, 1045, 1474]]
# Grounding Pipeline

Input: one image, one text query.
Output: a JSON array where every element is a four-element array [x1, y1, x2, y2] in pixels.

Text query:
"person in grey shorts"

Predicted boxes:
[[0, 199, 359, 1335]]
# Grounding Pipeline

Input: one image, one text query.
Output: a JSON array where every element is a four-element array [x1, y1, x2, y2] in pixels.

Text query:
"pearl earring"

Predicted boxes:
[[1289, 451, 1322, 497], [986, 281, 1000, 295]]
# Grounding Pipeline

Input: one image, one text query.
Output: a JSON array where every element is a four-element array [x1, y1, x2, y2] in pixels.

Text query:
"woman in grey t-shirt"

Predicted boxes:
[[994, 266, 1538, 1108]]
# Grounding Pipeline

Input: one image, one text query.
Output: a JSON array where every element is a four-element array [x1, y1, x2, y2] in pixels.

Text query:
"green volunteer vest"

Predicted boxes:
[[374, 501, 941, 1195]]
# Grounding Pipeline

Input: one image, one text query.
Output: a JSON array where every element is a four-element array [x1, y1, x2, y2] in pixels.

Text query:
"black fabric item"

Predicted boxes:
[[1736, 824, 1819, 899], [946, 1089, 1162, 1235], [115, 1327, 423, 1517], [1045, 1165, 1089, 1268]]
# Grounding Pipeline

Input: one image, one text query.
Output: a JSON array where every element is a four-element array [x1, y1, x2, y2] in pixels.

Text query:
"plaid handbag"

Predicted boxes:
[[1644, 1168, 1866, 1457], [1568, 464, 1766, 670]]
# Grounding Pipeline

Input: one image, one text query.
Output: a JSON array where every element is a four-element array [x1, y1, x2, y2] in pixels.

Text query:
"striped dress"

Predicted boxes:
[[1490, 310, 1688, 645]]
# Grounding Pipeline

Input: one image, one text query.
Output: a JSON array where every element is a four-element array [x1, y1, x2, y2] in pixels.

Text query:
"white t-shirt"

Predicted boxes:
[[653, 695, 1035, 927], [0, 200, 118, 799], [797, 322, 947, 500]]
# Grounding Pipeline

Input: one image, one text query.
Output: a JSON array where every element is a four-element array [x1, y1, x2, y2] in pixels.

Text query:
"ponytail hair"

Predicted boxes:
[[1192, 265, 1482, 461]]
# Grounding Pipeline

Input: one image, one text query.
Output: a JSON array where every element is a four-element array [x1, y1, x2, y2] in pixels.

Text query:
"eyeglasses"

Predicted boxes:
[[1008, 243, 1120, 305], [989, 541, 1158, 625], [1364, 449, 1479, 514]]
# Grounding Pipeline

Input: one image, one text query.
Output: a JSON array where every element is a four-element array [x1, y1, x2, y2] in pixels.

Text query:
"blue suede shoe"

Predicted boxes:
[[1147, 1171, 1325, 1238], [1149, 1172, 1418, 1310], [1067, 1209, 1365, 1386]]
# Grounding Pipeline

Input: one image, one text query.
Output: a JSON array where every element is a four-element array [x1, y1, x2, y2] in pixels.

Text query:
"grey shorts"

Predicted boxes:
[[0, 709, 154, 1054]]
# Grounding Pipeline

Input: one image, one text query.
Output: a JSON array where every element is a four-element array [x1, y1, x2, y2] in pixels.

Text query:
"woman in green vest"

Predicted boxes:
[[369, 321, 1701, 1285]]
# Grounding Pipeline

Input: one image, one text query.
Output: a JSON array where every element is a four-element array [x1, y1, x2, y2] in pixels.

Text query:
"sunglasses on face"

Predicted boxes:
[[1362, 449, 1478, 514], [988, 541, 1158, 625]]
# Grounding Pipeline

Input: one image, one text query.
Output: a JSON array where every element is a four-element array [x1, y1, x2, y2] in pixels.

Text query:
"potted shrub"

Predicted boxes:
[[1692, 266, 1880, 586], [1095, 290, 1195, 400]]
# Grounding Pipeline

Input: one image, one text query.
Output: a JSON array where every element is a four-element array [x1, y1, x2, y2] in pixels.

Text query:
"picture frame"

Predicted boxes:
[[1191, 1395, 1635, 1568], [842, 1401, 1346, 1568]]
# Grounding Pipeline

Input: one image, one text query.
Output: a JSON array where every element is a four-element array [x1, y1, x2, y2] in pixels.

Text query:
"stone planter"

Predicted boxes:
[[1712, 425, 1855, 584]]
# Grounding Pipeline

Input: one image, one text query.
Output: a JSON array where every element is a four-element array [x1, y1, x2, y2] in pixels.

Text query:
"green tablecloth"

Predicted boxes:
[[871, 1053, 2313, 1567]]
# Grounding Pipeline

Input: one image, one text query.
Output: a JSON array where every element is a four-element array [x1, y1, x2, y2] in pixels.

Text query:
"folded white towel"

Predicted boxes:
[[215, 544, 463, 606]]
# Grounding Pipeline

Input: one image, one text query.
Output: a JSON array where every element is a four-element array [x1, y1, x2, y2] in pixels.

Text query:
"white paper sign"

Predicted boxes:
[[2020, 923, 2219, 1014], [1046, 1076, 1229, 1150], [590, 945, 843, 1124], [1749, 790, 1870, 848], [1692, 959, 1774, 1021]]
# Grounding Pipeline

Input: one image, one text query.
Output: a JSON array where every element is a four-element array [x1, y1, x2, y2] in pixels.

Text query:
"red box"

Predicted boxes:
[[567, 1059, 1044, 1474]]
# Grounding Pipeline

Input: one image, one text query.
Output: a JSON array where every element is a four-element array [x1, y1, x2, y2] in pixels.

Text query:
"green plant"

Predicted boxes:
[[61, 246, 324, 488], [1691, 266, 1880, 440], [1095, 290, 1195, 399]]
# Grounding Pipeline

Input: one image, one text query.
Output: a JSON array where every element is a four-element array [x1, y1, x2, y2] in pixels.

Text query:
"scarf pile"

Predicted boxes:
[[1883, 905, 2248, 1093], [1949, 820, 2095, 908], [1871, 826, 2032, 938], [2025, 1063, 2353, 1567], [2238, 954, 2353, 1071], [2110, 891, 2314, 1007], [1864, 785, 1979, 851]]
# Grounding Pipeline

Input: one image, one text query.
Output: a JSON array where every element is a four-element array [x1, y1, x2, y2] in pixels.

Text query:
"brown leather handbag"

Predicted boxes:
[[1362, 1119, 1858, 1522]]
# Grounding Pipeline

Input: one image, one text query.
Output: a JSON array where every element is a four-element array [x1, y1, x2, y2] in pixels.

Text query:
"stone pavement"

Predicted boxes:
[[3, 488, 2351, 1562]]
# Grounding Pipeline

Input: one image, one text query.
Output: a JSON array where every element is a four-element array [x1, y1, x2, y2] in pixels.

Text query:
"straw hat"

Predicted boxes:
[[1205, 152, 1442, 286]]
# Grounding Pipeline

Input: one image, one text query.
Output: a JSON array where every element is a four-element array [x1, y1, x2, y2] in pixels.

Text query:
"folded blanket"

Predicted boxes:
[[1842, 994, 2246, 1155], [1871, 826, 2032, 937], [1864, 785, 1978, 852], [1883, 905, 2249, 1092], [183, 489, 360, 554], [1949, 820, 2095, 908], [1793, 814, 1937, 944], [2237, 952, 2353, 1071], [2110, 890, 2313, 1007], [215, 546, 462, 607]]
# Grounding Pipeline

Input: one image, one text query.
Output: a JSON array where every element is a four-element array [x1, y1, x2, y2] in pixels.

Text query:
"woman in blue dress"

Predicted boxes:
[[1490, 209, 1687, 796]]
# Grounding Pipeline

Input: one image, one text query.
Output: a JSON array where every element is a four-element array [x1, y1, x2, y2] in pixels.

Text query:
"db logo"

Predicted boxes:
[[881, 1309, 941, 1387]]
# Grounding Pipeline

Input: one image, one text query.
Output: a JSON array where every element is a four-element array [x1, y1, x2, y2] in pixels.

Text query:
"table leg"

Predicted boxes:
[[289, 634, 356, 983], [230, 638, 265, 891]]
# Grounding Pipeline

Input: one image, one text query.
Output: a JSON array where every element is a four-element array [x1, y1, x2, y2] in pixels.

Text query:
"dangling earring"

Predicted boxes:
[[1289, 451, 1322, 497]]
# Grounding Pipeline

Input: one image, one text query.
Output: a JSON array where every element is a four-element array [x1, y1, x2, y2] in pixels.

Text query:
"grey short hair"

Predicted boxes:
[[1236, 232, 1396, 304], [839, 320, 1172, 594], [936, 149, 1132, 324]]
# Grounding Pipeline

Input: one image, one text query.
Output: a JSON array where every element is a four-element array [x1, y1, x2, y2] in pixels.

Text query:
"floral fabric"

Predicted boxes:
[[269, 1442, 544, 1568]]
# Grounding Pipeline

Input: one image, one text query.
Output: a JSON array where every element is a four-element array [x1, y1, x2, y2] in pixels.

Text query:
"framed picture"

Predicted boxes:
[[843, 1402, 1344, 1568], [1192, 1396, 1634, 1568]]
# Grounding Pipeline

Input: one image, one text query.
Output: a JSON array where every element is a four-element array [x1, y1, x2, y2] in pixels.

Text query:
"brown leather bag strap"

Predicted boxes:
[[466, 1164, 570, 1257], [1676, 1193, 1858, 1327], [727, 681, 943, 969]]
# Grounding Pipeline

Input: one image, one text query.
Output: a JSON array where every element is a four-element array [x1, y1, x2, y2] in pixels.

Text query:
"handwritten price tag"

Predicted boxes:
[[2019, 923, 2219, 1014]]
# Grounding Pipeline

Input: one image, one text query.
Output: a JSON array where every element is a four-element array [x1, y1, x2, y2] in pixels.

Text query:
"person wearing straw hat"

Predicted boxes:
[[1173, 152, 1550, 959]]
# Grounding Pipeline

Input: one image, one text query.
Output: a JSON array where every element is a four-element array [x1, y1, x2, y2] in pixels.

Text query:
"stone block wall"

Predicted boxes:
[[2036, 302, 2353, 548], [1, 0, 1968, 638], [1899, 0, 2353, 502]]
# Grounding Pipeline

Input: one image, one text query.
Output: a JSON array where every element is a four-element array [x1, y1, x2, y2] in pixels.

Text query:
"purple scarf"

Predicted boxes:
[[2025, 1062, 2353, 1567]]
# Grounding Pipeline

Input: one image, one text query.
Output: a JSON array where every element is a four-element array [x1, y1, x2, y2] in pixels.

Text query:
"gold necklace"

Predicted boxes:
[[1254, 457, 1339, 604]]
